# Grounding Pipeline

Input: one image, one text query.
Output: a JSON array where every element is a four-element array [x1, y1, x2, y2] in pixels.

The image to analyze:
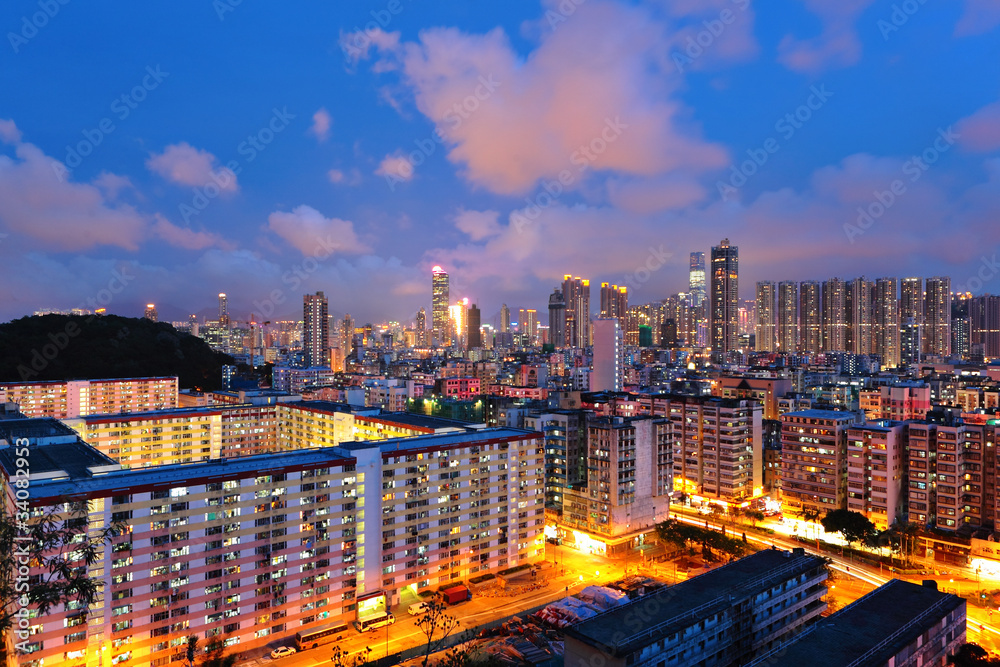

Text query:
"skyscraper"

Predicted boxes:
[[415, 308, 427, 347], [599, 283, 628, 319], [777, 281, 798, 353], [524, 309, 537, 345], [431, 266, 450, 346], [901, 317, 921, 365], [591, 318, 623, 391], [925, 276, 952, 357], [874, 277, 900, 367], [218, 292, 229, 328], [689, 251, 706, 308], [467, 304, 482, 349], [303, 291, 329, 367], [799, 281, 821, 354], [144, 303, 158, 322], [821, 278, 846, 352], [755, 281, 776, 352], [341, 313, 354, 357], [500, 303, 511, 334], [710, 239, 739, 360], [563, 275, 591, 348], [970, 295, 1000, 359], [845, 277, 873, 355], [548, 289, 567, 348]]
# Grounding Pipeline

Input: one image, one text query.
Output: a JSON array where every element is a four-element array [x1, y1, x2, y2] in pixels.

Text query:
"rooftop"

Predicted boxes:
[[282, 400, 380, 416], [783, 409, 860, 421], [339, 427, 536, 454], [748, 579, 965, 667], [360, 412, 482, 431], [565, 549, 826, 656], [0, 436, 118, 481], [0, 417, 78, 444]]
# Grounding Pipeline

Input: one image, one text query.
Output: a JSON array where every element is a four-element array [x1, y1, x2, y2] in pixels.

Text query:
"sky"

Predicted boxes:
[[1, 0, 1000, 328]]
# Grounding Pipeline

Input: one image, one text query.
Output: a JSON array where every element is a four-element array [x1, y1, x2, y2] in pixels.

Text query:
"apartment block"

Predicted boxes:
[[0, 376, 178, 419], [559, 417, 672, 552], [749, 579, 966, 667], [523, 409, 589, 508], [858, 383, 931, 422], [564, 549, 828, 667], [846, 421, 905, 530], [780, 410, 860, 514]]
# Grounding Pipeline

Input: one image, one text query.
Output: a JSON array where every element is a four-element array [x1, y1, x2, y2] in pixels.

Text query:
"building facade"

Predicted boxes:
[[0, 377, 178, 419]]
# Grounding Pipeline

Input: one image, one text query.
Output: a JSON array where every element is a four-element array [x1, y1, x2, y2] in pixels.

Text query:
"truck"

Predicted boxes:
[[442, 585, 471, 605]]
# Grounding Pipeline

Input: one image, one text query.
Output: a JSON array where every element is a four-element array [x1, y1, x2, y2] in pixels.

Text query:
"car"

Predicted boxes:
[[408, 602, 429, 616], [271, 646, 297, 659]]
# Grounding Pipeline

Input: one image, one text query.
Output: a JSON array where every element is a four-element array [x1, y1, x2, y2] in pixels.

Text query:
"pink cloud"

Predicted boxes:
[[0, 119, 22, 144], [453, 209, 501, 240], [310, 108, 332, 141], [956, 0, 1000, 36], [146, 142, 238, 192], [375, 153, 414, 183], [151, 215, 232, 251], [267, 205, 370, 256], [957, 101, 1000, 153], [778, 0, 877, 73]]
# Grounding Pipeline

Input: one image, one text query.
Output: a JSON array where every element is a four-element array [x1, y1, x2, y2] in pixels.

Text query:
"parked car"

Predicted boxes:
[[271, 646, 297, 659]]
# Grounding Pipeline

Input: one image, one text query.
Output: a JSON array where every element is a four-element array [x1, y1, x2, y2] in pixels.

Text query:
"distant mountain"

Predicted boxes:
[[0, 314, 236, 390]]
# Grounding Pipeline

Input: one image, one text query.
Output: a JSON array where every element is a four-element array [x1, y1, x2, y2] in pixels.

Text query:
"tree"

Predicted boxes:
[[0, 502, 122, 636], [745, 509, 765, 528], [201, 638, 237, 667], [417, 593, 461, 667], [331, 644, 372, 667], [187, 636, 198, 667], [821, 509, 877, 549], [950, 643, 1000, 666]]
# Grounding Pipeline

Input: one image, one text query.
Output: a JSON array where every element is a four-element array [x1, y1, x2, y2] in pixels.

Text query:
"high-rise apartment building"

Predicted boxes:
[[563, 275, 591, 348], [845, 276, 873, 355], [901, 317, 921, 365], [970, 294, 1000, 359], [548, 289, 567, 348], [518, 308, 538, 345], [599, 283, 628, 319], [874, 277, 900, 367], [415, 307, 427, 347], [499, 303, 510, 334], [755, 281, 776, 352], [845, 421, 905, 529], [0, 376, 178, 418], [776, 281, 798, 353], [689, 251, 706, 308], [524, 409, 589, 507], [218, 292, 230, 328], [710, 239, 739, 360], [467, 303, 482, 348], [901, 277, 923, 326], [591, 318, 623, 392], [925, 276, 952, 357], [799, 281, 821, 354], [303, 291, 329, 367], [431, 265, 450, 346], [821, 278, 846, 352], [781, 409, 860, 514], [144, 303, 158, 322]]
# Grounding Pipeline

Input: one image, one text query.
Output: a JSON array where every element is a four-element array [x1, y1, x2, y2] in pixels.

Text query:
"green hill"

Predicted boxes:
[[0, 314, 236, 390]]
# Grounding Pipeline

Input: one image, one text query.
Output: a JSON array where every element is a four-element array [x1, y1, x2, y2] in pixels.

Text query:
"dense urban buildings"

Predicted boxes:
[[781, 409, 861, 515], [0, 377, 178, 419]]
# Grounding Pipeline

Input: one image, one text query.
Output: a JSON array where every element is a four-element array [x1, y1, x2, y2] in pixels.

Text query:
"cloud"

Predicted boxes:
[[339, 27, 401, 65], [151, 215, 232, 251], [267, 205, 371, 255], [328, 168, 362, 185], [957, 101, 1000, 153], [93, 172, 135, 200], [375, 153, 414, 183], [956, 0, 1000, 37], [454, 209, 501, 241], [352, 1, 727, 199], [0, 119, 22, 144], [146, 142, 238, 192], [777, 0, 877, 73], [310, 108, 332, 141]]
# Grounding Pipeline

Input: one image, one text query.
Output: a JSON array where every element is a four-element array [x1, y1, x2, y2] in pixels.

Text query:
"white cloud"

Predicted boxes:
[[267, 205, 370, 256], [454, 209, 501, 240], [310, 108, 332, 141], [146, 142, 238, 192], [375, 153, 415, 184]]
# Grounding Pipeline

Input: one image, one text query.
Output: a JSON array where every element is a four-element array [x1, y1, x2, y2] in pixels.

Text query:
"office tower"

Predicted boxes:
[[970, 295, 1000, 358], [776, 281, 798, 352], [599, 283, 628, 319], [755, 281, 776, 352], [431, 265, 450, 346], [874, 277, 900, 367], [144, 303, 158, 322], [821, 278, 846, 352], [710, 238, 739, 360], [901, 317, 921, 365], [303, 291, 329, 367], [924, 276, 952, 357], [218, 292, 229, 328], [500, 303, 510, 333], [688, 251, 706, 308], [591, 318, 623, 391], [448, 298, 469, 349], [566, 550, 828, 667], [781, 409, 858, 514], [845, 276, 873, 355], [563, 275, 591, 348], [799, 281, 821, 354], [467, 303, 482, 348], [548, 289, 567, 348], [415, 307, 427, 346], [845, 421, 905, 529]]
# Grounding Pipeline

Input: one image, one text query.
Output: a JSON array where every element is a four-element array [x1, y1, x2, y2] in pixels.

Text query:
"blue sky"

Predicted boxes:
[[1, 0, 999, 327]]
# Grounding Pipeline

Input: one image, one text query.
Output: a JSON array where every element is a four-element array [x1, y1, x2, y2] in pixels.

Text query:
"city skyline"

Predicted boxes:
[[3, 3, 1000, 325]]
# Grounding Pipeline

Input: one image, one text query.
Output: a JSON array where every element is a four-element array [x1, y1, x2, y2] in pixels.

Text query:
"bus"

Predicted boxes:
[[294, 621, 350, 650], [354, 612, 395, 633]]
